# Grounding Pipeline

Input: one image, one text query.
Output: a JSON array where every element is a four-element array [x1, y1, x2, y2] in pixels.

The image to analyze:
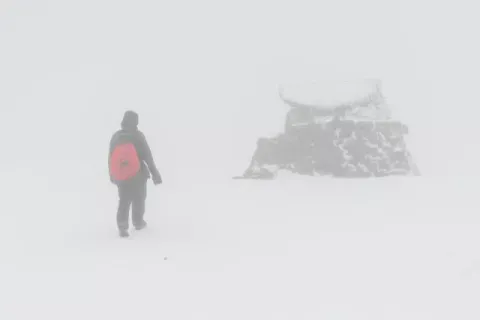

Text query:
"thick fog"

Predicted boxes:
[[1, 1, 479, 319], [3, 0, 479, 186]]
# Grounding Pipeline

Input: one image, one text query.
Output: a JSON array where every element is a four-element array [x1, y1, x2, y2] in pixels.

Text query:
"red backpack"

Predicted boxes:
[[109, 142, 141, 182]]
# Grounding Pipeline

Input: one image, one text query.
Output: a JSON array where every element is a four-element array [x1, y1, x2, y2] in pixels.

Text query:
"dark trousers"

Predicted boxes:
[[116, 177, 147, 230]]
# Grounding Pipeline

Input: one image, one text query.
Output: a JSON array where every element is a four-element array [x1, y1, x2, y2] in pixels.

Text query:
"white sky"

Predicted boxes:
[[1, 0, 479, 182]]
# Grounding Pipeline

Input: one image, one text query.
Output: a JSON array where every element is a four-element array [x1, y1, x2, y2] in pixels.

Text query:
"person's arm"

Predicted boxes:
[[137, 131, 162, 184]]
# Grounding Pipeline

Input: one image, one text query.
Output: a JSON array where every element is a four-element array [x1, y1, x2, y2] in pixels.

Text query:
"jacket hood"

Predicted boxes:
[[121, 110, 139, 130]]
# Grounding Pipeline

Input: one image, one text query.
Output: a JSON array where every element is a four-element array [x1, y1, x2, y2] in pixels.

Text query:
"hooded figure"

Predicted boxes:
[[109, 110, 162, 238], [121, 110, 139, 130]]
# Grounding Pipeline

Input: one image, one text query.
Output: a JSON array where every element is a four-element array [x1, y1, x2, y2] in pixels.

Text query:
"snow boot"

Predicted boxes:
[[135, 220, 147, 231], [119, 229, 130, 238]]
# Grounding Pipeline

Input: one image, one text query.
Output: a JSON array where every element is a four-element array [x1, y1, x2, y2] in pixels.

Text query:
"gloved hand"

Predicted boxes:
[[152, 172, 162, 185]]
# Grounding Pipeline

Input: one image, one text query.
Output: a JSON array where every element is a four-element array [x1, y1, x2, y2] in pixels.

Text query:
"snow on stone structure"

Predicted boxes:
[[236, 79, 420, 179]]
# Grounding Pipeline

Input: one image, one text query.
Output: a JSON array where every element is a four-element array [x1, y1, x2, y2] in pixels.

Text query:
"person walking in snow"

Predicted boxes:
[[108, 110, 162, 238]]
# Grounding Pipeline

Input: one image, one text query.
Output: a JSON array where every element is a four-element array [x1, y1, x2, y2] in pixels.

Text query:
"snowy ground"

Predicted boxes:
[[1, 0, 480, 319], [1, 174, 479, 319]]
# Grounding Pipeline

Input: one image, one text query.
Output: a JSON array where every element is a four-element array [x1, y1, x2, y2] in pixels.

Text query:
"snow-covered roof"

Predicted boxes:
[[279, 79, 381, 110]]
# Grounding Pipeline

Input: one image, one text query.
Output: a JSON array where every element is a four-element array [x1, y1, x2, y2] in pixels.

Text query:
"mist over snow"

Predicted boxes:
[[1, 0, 479, 319]]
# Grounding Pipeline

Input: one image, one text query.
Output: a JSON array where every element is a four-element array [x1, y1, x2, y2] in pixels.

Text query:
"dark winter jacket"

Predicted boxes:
[[109, 111, 162, 184]]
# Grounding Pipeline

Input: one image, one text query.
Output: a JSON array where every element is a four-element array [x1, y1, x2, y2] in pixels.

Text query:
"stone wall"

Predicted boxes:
[[237, 118, 420, 179]]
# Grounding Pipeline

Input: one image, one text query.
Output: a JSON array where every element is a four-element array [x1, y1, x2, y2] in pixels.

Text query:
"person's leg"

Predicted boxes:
[[132, 178, 148, 230], [117, 183, 133, 233]]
